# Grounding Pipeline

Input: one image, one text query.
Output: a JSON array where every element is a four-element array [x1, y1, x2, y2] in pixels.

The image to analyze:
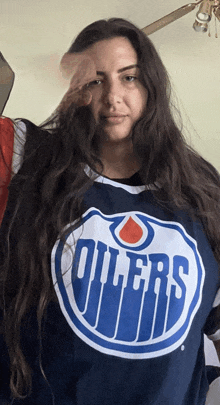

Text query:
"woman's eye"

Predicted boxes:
[[88, 79, 103, 87], [124, 76, 137, 82]]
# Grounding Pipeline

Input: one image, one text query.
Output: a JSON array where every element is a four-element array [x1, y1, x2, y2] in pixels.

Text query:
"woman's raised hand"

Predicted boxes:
[[59, 52, 97, 110], [0, 53, 15, 115]]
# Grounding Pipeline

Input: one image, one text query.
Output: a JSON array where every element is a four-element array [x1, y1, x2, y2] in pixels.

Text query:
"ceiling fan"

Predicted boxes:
[[142, 0, 220, 35]]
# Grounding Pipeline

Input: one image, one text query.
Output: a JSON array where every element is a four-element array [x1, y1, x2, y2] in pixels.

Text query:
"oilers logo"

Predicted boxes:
[[51, 208, 205, 359]]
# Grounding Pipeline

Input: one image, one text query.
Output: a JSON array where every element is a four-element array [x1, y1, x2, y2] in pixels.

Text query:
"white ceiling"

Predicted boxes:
[[2, 0, 220, 169]]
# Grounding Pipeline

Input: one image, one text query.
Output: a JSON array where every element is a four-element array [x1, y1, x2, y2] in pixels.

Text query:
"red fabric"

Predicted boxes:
[[0, 117, 14, 224]]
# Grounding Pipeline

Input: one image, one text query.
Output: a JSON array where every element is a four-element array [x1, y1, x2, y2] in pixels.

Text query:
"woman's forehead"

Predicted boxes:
[[86, 37, 138, 70], [60, 37, 138, 79]]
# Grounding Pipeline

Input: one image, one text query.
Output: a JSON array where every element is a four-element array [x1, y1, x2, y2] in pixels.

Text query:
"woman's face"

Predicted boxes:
[[86, 37, 148, 145]]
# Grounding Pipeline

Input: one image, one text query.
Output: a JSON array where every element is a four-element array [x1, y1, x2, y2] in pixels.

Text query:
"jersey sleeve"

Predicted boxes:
[[204, 289, 220, 342]]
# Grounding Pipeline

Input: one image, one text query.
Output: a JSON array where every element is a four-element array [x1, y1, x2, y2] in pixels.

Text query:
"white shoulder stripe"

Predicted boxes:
[[206, 377, 220, 403], [12, 120, 27, 174]]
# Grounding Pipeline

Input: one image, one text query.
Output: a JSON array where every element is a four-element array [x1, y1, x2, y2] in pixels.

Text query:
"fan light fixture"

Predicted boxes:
[[196, 0, 213, 21], [142, 0, 220, 37]]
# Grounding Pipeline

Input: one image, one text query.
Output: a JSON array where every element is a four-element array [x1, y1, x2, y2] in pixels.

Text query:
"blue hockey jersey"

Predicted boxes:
[[0, 119, 220, 405]]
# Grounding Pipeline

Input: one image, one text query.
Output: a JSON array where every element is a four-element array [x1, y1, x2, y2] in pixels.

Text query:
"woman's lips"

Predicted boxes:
[[101, 115, 127, 124]]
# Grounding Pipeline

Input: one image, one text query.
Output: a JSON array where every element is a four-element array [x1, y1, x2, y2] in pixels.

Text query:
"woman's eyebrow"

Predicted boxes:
[[96, 64, 139, 76]]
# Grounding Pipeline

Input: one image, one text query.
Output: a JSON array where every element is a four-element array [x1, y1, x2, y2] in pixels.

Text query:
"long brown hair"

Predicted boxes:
[[1, 18, 220, 399]]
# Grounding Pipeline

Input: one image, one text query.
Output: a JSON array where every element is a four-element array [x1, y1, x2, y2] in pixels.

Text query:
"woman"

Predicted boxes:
[[0, 18, 220, 405]]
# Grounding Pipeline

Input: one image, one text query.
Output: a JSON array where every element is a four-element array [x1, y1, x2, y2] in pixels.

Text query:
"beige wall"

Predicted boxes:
[[1, 0, 219, 365]]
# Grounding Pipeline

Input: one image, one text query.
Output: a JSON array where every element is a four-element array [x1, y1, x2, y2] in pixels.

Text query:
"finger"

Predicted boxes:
[[60, 52, 97, 90], [72, 59, 96, 88], [67, 88, 92, 107], [77, 89, 92, 107], [57, 87, 92, 111]]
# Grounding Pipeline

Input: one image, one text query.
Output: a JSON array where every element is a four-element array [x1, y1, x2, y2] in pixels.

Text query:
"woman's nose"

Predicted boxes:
[[103, 81, 122, 106]]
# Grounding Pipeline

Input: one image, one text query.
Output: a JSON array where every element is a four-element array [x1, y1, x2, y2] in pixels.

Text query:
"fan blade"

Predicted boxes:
[[214, 5, 220, 21], [0, 53, 15, 115], [142, 2, 202, 35]]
